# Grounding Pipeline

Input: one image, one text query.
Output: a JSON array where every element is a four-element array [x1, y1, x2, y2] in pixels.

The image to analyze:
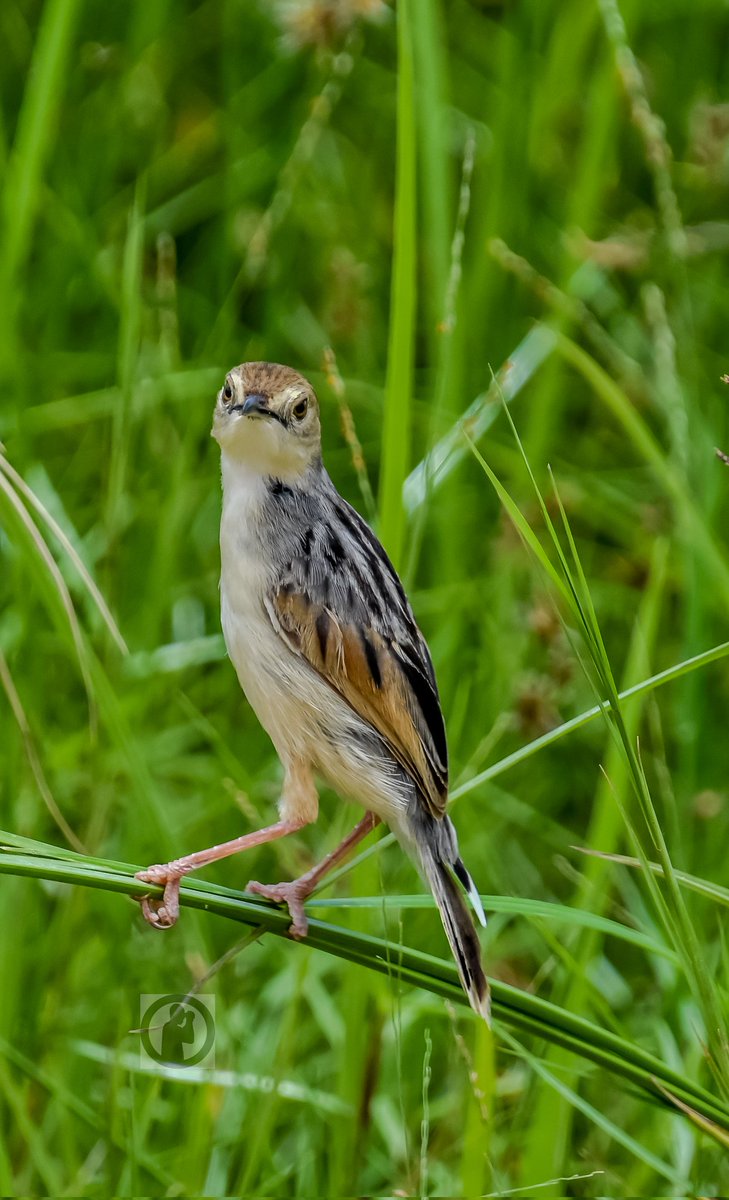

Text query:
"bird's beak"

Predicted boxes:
[[236, 392, 269, 417]]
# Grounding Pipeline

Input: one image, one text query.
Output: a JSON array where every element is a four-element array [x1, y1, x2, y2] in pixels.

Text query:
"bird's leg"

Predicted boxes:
[[136, 819, 307, 929], [247, 811, 380, 938], [136, 758, 319, 930]]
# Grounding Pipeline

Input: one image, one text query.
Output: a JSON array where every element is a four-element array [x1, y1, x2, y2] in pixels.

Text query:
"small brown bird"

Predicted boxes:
[[136, 362, 489, 1020]]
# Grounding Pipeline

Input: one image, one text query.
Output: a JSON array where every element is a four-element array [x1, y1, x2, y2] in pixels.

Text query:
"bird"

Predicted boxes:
[[136, 361, 490, 1020]]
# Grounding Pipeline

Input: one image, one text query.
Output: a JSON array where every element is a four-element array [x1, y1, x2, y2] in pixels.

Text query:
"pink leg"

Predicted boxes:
[[135, 819, 305, 929], [247, 811, 380, 938]]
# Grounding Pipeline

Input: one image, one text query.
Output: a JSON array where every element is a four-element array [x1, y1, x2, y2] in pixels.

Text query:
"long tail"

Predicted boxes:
[[406, 814, 490, 1022]]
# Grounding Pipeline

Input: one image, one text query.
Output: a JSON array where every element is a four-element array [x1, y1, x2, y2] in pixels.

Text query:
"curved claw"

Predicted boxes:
[[135, 868, 181, 929], [246, 879, 309, 939]]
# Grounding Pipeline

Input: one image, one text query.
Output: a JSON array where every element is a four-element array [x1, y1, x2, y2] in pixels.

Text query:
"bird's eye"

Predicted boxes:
[[292, 396, 308, 421], [223, 381, 233, 403]]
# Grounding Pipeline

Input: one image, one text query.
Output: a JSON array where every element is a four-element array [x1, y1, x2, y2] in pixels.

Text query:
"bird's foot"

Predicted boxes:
[[135, 864, 182, 929], [246, 878, 311, 938]]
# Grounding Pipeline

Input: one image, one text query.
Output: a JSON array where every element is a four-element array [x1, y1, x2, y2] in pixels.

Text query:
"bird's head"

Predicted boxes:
[[212, 361, 321, 480]]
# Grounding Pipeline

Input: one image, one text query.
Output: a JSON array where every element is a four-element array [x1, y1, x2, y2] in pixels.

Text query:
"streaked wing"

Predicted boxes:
[[263, 491, 448, 817]]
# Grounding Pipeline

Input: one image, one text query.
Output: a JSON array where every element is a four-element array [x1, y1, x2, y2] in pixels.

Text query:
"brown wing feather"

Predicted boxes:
[[270, 588, 447, 816]]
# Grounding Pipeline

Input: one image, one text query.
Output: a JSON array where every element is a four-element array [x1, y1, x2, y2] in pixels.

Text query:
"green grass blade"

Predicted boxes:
[[0, 452, 127, 655], [0, 0, 82, 372], [576, 848, 729, 910], [466, 436, 570, 602], [472, 403, 729, 1098], [0, 469, 95, 712], [556, 333, 729, 609], [378, 0, 417, 566], [0, 843, 727, 1140], [502, 1029, 683, 1184], [452, 638, 729, 799]]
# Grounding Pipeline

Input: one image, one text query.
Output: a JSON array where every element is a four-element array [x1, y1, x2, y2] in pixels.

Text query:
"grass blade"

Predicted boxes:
[[378, 0, 417, 566], [0, 841, 727, 1139]]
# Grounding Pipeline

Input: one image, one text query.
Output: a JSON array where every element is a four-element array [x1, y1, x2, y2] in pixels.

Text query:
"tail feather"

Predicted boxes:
[[453, 855, 487, 928], [421, 849, 491, 1023]]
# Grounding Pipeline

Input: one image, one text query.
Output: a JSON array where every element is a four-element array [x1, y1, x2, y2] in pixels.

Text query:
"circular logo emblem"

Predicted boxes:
[[140, 994, 215, 1067]]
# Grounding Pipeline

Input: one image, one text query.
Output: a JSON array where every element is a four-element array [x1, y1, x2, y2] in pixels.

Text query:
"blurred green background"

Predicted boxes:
[[2, 0, 729, 1192]]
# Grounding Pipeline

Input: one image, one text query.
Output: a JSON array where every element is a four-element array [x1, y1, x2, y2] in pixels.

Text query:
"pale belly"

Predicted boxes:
[[220, 586, 411, 825]]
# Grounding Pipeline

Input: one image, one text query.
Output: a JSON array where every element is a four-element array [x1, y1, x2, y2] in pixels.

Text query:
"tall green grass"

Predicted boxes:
[[1, 0, 729, 1192]]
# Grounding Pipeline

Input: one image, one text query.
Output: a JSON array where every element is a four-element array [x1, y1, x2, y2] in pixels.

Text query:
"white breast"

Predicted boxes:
[[219, 456, 295, 749]]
